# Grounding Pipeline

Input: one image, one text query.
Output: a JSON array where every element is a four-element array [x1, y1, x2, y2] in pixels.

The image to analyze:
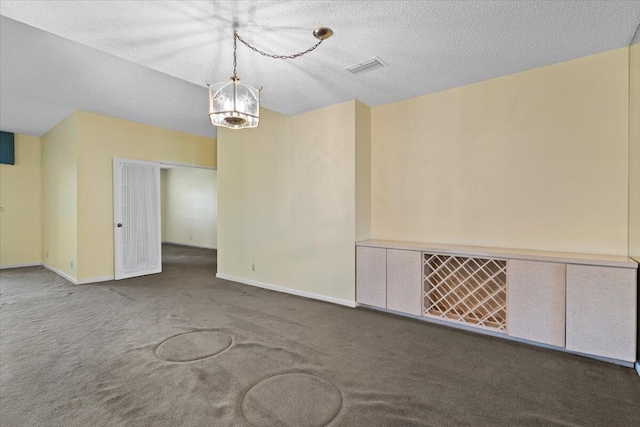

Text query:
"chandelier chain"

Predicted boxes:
[[210, 27, 330, 129], [233, 30, 238, 78], [234, 30, 323, 60]]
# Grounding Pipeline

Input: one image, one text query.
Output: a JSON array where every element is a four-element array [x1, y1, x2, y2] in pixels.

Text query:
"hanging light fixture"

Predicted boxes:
[[208, 27, 333, 129]]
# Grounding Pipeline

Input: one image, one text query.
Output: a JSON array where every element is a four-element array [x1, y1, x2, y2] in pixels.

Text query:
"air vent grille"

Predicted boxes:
[[345, 57, 386, 75]]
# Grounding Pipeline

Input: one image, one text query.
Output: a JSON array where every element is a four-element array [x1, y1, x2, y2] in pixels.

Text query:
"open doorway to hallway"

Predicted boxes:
[[159, 164, 217, 268]]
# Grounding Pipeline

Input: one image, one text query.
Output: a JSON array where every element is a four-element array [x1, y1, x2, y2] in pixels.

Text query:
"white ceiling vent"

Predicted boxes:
[[344, 57, 387, 75]]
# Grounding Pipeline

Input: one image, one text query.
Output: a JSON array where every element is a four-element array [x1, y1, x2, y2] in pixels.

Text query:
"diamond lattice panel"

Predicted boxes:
[[423, 254, 507, 332]]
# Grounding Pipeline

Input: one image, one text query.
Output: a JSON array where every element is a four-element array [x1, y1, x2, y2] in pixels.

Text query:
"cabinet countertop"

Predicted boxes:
[[356, 240, 638, 269]]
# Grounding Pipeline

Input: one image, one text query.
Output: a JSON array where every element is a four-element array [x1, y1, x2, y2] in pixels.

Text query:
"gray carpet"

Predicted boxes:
[[155, 331, 233, 362], [1, 244, 639, 426]]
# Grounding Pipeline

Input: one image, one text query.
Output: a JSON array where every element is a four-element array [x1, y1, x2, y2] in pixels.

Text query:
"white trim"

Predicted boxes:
[[43, 264, 78, 285], [359, 303, 636, 368], [162, 241, 217, 250], [76, 276, 115, 285], [0, 262, 41, 270], [216, 273, 357, 308], [635, 361, 640, 377], [156, 160, 217, 170], [41, 264, 114, 285]]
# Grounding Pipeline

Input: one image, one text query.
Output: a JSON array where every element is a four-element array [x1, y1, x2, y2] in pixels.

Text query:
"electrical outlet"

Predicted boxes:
[[190, 235, 192, 240], [251, 263, 255, 271], [71, 261, 74, 269], [46, 251, 49, 258]]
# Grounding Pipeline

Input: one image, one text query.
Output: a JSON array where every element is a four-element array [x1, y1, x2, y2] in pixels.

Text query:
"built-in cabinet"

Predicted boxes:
[[565, 265, 637, 362], [387, 249, 422, 315], [355, 246, 386, 308], [506, 260, 566, 347], [356, 240, 638, 365], [356, 247, 423, 315]]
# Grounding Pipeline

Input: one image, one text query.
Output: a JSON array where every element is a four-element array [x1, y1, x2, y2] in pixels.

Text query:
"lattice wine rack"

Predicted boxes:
[[423, 254, 507, 332]]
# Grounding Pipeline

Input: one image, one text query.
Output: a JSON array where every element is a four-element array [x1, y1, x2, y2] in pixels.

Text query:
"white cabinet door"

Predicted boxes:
[[387, 249, 422, 316], [356, 247, 386, 308], [506, 260, 565, 347], [566, 265, 637, 362]]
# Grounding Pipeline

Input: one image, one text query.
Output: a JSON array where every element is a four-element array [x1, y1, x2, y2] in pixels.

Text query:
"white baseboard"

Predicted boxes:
[[2, 262, 81, 285], [162, 241, 217, 250], [215, 273, 357, 308], [42, 264, 78, 284], [41, 264, 114, 285], [635, 361, 640, 377], [76, 275, 115, 285], [0, 262, 41, 270]]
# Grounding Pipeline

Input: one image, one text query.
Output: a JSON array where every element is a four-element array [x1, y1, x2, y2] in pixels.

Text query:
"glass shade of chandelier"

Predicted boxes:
[[208, 77, 260, 129], [208, 27, 332, 130]]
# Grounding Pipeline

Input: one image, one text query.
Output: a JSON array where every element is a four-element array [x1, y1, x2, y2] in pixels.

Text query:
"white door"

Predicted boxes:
[[113, 158, 162, 280]]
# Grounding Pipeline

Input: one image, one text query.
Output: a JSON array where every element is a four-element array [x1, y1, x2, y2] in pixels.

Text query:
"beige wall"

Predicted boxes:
[[42, 114, 78, 279], [6, 46, 636, 296], [355, 101, 372, 241], [218, 102, 362, 302], [163, 166, 217, 249], [75, 111, 216, 280], [629, 43, 640, 262], [0, 134, 42, 267], [372, 47, 630, 256]]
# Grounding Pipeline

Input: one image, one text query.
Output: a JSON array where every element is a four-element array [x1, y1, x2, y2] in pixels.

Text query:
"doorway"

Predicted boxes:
[[113, 159, 217, 280], [159, 163, 218, 267]]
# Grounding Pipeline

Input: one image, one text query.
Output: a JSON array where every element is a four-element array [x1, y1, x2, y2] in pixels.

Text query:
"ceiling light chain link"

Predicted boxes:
[[234, 30, 323, 61], [233, 30, 238, 79]]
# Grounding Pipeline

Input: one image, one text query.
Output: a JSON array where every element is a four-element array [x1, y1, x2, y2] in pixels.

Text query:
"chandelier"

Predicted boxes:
[[208, 27, 333, 129]]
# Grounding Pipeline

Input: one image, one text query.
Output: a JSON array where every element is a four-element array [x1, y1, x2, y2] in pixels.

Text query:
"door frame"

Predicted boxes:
[[156, 160, 217, 170]]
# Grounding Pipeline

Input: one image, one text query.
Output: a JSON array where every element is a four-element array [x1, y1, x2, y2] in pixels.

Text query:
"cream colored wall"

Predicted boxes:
[[41, 113, 78, 279], [0, 134, 42, 267], [372, 47, 630, 256], [163, 166, 217, 249], [218, 102, 358, 302], [355, 101, 372, 241], [75, 111, 216, 280], [629, 43, 640, 262]]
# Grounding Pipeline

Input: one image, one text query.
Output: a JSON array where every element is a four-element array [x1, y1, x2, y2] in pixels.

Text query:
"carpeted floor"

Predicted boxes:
[[1, 244, 639, 426]]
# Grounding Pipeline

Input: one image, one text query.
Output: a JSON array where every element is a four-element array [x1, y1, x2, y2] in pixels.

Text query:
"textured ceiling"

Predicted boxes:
[[1, 1, 639, 137], [0, 16, 215, 138]]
